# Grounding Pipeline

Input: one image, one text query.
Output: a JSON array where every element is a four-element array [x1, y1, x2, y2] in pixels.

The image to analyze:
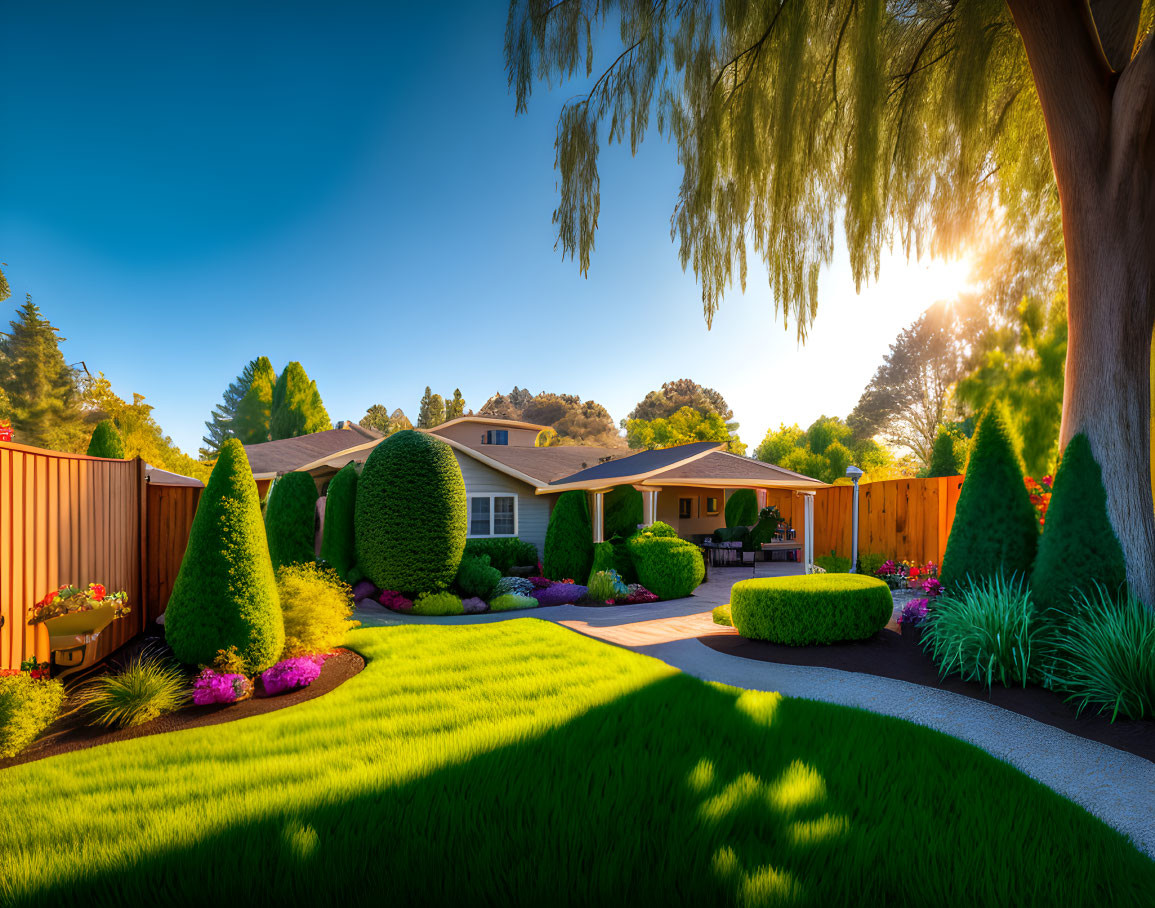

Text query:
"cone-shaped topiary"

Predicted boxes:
[[1032, 434, 1127, 613], [86, 419, 125, 459], [164, 439, 284, 671], [940, 404, 1038, 591], [927, 427, 966, 477], [544, 490, 593, 581], [320, 462, 358, 581], [725, 489, 758, 527], [604, 485, 643, 539], [265, 471, 318, 569], [354, 430, 466, 594]]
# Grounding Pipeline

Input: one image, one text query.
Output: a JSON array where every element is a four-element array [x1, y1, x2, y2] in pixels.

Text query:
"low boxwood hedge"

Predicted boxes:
[[729, 574, 892, 645], [626, 536, 705, 600], [462, 538, 539, 573]]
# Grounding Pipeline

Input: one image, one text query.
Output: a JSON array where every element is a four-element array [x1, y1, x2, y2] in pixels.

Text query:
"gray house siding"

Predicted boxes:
[[454, 451, 553, 562]]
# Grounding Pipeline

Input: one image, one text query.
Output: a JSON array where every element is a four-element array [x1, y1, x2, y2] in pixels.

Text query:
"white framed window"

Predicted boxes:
[[467, 494, 518, 537]]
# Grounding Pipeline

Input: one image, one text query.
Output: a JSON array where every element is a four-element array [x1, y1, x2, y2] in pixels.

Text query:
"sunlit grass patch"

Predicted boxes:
[[0, 618, 1151, 907]]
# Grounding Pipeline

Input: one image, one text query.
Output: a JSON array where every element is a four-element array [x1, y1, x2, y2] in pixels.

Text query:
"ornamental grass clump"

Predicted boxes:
[[588, 570, 629, 602], [923, 574, 1040, 690], [0, 672, 65, 758], [277, 562, 356, 658], [1050, 586, 1155, 722], [79, 648, 188, 729], [261, 656, 324, 696]]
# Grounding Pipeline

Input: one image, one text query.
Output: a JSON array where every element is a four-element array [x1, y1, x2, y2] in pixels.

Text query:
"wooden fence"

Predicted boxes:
[[0, 442, 203, 670], [810, 475, 965, 567]]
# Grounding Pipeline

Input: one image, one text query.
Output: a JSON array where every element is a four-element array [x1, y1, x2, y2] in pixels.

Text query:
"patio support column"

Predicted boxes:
[[801, 492, 815, 572], [756, 488, 767, 511], [592, 490, 605, 543], [635, 485, 660, 527]]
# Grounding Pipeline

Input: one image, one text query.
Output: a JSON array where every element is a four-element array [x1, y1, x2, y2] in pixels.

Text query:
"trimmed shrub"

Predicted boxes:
[[642, 521, 678, 539], [79, 649, 187, 728], [627, 536, 705, 600], [543, 490, 593, 582], [355, 430, 467, 594], [411, 591, 464, 616], [923, 574, 1040, 690], [265, 471, 319, 569], [712, 603, 732, 627], [813, 553, 851, 573], [940, 405, 1038, 591], [489, 593, 539, 612], [463, 538, 539, 573], [277, 562, 356, 657], [1050, 586, 1155, 721], [320, 462, 358, 582], [86, 419, 125, 459], [857, 553, 887, 576], [730, 574, 891, 645], [456, 555, 501, 600], [725, 489, 758, 528], [748, 517, 781, 552], [1032, 434, 1127, 614], [0, 674, 65, 758], [604, 485, 643, 539], [165, 439, 284, 672]]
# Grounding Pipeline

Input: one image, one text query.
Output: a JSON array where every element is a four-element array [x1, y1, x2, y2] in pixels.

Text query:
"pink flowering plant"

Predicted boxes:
[[897, 598, 929, 626], [261, 655, 324, 696], [377, 590, 414, 612], [192, 668, 253, 705]]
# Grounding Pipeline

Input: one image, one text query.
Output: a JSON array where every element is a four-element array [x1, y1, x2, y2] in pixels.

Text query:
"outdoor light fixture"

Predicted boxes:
[[846, 465, 864, 572]]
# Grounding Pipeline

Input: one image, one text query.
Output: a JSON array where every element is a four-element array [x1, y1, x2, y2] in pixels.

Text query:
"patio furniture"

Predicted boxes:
[[702, 539, 743, 567], [760, 542, 802, 563]]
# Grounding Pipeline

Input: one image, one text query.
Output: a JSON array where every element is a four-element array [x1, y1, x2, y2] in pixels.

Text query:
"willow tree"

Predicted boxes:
[[506, 0, 1155, 607]]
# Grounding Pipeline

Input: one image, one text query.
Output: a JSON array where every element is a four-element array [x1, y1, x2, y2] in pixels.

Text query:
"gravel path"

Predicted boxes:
[[354, 564, 1155, 857]]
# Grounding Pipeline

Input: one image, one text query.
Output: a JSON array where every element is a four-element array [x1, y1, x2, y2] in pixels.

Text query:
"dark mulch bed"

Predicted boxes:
[[701, 621, 1155, 764], [1, 648, 365, 770]]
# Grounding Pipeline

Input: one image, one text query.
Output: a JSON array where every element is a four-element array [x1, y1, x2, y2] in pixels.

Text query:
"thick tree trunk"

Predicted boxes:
[[1062, 211, 1155, 606]]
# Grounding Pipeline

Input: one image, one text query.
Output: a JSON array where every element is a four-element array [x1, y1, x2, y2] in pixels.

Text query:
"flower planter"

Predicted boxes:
[[42, 604, 118, 679]]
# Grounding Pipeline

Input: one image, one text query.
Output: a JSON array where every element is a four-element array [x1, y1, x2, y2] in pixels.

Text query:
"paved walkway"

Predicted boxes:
[[354, 564, 1155, 857]]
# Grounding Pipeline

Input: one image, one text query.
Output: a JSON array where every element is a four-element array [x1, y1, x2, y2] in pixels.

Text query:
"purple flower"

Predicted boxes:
[[897, 598, 929, 626], [261, 656, 324, 696], [529, 583, 588, 606], [192, 668, 253, 705], [921, 578, 943, 599]]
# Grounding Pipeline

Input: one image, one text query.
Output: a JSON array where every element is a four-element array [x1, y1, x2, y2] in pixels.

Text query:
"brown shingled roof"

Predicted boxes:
[[462, 444, 625, 484], [244, 424, 382, 476]]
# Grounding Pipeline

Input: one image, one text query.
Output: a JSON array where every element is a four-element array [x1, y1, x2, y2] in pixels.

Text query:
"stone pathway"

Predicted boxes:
[[354, 564, 1155, 857]]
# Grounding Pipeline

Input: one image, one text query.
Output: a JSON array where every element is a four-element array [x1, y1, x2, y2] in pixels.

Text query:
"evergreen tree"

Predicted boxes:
[[725, 489, 758, 528], [543, 490, 594, 582], [604, 485, 643, 539], [390, 408, 413, 432], [446, 388, 465, 421], [265, 471, 319, 569], [940, 405, 1039, 591], [360, 403, 391, 433], [0, 295, 84, 449], [86, 419, 126, 459], [269, 361, 330, 440], [164, 439, 284, 671], [417, 387, 446, 428], [202, 359, 262, 455], [927, 427, 967, 478], [320, 462, 359, 582], [1032, 434, 1127, 614], [232, 357, 277, 445]]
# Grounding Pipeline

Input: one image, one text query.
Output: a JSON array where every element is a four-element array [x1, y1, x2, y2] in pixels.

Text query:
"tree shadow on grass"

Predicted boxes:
[[13, 674, 1155, 908]]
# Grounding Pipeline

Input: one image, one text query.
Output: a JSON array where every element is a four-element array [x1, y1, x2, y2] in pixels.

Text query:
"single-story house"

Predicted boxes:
[[242, 416, 827, 565]]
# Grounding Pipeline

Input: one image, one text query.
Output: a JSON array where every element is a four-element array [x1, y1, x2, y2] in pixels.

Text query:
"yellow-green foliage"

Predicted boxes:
[[730, 574, 892, 645], [265, 471, 319, 569], [411, 591, 464, 616], [79, 650, 188, 729], [277, 562, 356, 657], [712, 604, 732, 627], [0, 622, 1150, 905], [488, 593, 538, 612], [0, 674, 65, 758], [165, 439, 284, 672], [627, 535, 705, 600], [320, 463, 358, 582]]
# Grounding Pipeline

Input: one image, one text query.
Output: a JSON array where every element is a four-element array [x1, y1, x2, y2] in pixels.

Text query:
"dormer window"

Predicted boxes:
[[484, 429, 509, 445]]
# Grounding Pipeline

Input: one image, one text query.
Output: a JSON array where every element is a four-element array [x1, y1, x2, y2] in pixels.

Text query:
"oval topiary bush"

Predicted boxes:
[[354, 430, 466, 594], [165, 439, 284, 672], [320, 462, 358, 581], [86, 419, 126, 459], [626, 535, 705, 599], [725, 489, 758, 528], [543, 490, 593, 581], [265, 471, 319, 569], [729, 574, 892, 645]]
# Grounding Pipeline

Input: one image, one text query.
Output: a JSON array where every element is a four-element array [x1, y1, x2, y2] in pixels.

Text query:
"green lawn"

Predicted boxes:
[[1, 620, 1151, 906]]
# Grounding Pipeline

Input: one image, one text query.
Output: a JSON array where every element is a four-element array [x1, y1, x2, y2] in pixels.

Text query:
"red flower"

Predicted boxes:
[[90, 584, 106, 601]]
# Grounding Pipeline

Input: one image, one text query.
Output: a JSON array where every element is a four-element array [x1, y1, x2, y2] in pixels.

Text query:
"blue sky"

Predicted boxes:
[[1, 2, 970, 456]]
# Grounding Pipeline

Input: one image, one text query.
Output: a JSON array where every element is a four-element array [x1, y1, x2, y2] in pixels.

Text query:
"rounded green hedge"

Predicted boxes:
[[729, 574, 892, 645], [165, 439, 284, 671], [320, 462, 358, 581], [725, 489, 758, 527], [354, 430, 466, 594], [265, 471, 319, 569], [626, 535, 704, 599]]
